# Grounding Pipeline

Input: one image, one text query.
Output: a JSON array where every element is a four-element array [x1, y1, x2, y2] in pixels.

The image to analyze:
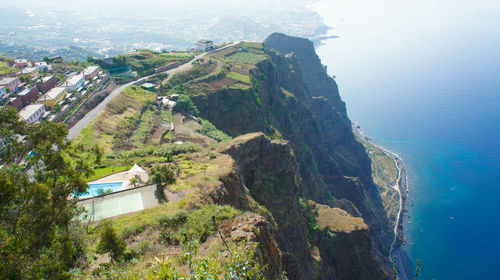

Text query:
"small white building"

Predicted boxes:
[[65, 74, 85, 91], [34, 61, 49, 72], [19, 104, 46, 123], [195, 40, 214, 51]]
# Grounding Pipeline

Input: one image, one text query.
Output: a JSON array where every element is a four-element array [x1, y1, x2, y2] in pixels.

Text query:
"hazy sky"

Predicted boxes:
[[4, 0, 317, 15]]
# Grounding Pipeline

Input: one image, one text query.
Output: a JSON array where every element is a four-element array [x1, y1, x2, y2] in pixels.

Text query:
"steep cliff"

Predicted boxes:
[[217, 134, 389, 279], [187, 33, 395, 279]]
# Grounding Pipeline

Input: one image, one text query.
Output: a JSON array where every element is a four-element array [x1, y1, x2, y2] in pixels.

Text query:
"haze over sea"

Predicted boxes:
[[311, 0, 500, 279]]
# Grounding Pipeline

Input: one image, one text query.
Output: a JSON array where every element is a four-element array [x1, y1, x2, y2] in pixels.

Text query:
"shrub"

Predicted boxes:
[[151, 164, 177, 202], [97, 221, 126, 262], [175, 94, 199, 116], [159, 211, 188, 229]]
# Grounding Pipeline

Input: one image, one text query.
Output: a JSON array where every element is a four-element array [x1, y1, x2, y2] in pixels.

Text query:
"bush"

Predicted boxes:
[[159, 211, 188, 229], [175, 94, 199, 116], [97, 221, 126, 262], [151, 164, 177, 202]]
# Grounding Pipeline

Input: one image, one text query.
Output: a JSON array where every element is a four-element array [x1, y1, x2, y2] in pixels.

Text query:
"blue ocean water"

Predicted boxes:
[[312, 0, 500, 279]]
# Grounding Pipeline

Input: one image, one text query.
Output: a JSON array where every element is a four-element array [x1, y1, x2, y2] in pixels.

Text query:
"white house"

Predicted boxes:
[[65, 74, 85, 91], [195, 40, 214, 51], [34, 61, 49, 72], [19, 104, 46, 123]]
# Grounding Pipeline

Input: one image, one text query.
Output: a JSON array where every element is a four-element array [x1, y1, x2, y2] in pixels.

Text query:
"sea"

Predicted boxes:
[[311, 0, 500, 279]]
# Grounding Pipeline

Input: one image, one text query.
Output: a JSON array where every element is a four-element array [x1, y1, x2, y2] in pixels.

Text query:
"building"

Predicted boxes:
[[0, 77, 21, 93], [195, 40, 214, 51], [65, 74, 85, 91], [18, 67, 38, 78], [18, 87, 39, 107], [83, 66, 100, 80], [19, 104, 46, 123], [34, 61, 49, 72], [14, 59, 31, 68], [11, 87, 40, 110], [37, 75, 57, 93], [0, 86, 6, 100], [141, 83, 156, 91], [41, 86, 67, 110]]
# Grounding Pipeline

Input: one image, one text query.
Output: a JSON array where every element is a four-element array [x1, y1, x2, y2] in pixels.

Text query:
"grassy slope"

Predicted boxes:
[[0, 61, 17, 75], [124, 51, 192, 74], [226, 71, 250, 84], [75, 85, 156, 154], [315, 202, 368, 233], [86, 165, 131, 181]]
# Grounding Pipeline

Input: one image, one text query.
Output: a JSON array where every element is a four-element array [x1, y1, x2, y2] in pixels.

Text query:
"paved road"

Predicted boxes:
[[68, 42, 240, 140]]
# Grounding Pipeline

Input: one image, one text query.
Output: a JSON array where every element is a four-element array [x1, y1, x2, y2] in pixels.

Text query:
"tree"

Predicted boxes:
[[0, 106, 93, 279], [130, 177, 138, 187], [96, 220, 126, 262], [150, 164, 176, 202], [175, 94, 199, 116]]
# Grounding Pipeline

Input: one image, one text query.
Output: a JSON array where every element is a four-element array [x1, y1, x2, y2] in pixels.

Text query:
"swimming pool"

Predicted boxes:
[[79, 182, 125, 197]]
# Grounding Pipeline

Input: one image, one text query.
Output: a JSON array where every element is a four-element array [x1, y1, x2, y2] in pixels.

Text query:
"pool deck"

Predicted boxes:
[[88, 169, 149, 190]]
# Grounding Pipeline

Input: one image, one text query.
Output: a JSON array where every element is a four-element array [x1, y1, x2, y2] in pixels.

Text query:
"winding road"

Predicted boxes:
[[68, 42, 240, 140]]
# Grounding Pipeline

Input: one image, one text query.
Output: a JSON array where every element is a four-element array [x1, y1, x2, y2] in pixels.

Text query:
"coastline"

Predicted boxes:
[[353, 124, 411, 280]]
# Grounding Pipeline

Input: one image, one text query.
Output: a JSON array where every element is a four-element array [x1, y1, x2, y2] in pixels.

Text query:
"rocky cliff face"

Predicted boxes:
[[192, 33, 394, 279]]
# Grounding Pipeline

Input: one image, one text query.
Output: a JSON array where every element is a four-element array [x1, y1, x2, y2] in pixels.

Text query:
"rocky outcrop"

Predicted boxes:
[[222, 133, 314, 279]]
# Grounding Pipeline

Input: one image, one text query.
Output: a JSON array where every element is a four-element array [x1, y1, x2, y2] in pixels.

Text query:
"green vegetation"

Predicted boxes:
[[175, 94, 199, 116], [87, 165, 131, 181], [97, 221, 127, 262], [199, 118, 232, 142], [0, 107, 95, 279], [166, 64, 213, 89], [151, 164, 177, 201], [159, 205, 240, 245], [226, 71, 251, 84], [123, 85, 156, 102], [88, 51, 193, 76], [229, 52, 267, 64], [0, 61, 16, 74], [158, 52, 192, 59]]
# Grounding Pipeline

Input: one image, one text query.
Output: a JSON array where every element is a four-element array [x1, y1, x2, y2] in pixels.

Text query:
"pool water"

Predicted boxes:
[[79, 182, 124, 197]]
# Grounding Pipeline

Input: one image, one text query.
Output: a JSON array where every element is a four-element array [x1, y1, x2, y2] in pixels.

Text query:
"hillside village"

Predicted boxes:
[[0, 39, 215, 125], [0, 57, 110, 124]]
